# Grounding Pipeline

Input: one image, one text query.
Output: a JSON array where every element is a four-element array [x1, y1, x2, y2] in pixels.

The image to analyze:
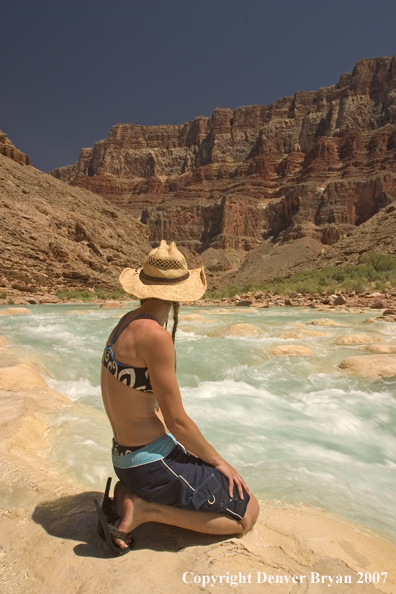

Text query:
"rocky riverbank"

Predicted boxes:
[[194, 289, 396, 315], [2, 287, 396, 315]]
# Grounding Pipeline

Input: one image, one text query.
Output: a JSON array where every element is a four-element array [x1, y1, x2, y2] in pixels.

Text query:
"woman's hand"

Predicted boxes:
[[214, 459, 251, 500]]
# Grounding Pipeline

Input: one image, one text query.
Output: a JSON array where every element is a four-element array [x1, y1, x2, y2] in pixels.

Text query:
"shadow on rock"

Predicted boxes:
[[32, 491, 229, 558]]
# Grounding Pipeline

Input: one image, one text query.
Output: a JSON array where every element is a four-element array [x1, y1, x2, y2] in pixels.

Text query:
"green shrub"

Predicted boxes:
[[342, 278, 367, 294], [358, 252, 396, 272], [56, 287, 128, 302], [93, 287, 127, 300], [0, 291, 6, 299], [375, 280, 387, 293]]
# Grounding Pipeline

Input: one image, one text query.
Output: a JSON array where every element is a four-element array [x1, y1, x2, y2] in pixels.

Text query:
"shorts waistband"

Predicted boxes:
[[112, 433, 177, 469]]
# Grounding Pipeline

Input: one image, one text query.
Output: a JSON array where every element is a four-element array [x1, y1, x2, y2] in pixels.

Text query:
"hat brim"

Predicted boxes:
[[119, 267, 207, 302]]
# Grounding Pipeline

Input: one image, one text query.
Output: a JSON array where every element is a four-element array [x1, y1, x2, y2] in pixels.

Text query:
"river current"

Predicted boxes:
[[1, 303, 396, 541]]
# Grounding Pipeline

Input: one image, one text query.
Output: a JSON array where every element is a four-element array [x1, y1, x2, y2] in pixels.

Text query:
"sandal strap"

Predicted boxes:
[[108, 525, 132, 543]]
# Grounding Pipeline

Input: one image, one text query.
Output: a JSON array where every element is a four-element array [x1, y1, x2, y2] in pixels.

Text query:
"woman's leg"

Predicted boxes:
[[113, 482, 260, 550]]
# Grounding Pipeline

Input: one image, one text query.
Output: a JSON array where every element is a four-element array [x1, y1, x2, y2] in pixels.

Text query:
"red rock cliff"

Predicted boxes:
[[50, 55, 396, 269]]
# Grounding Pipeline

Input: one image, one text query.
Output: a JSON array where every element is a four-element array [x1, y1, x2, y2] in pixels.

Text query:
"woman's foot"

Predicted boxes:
[[112, 482, 152, 550], [112, 494, 135, 549]]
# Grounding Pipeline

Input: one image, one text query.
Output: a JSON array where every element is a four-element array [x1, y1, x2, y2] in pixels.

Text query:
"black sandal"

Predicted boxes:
[[94, 477, 134, 556]]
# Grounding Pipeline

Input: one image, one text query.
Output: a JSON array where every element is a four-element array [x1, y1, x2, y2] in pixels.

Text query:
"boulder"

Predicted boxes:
[[370, 301, 385, 309], [209, 323, 262, 337], [339, 355, 396, 378], [269, 345, 315, 356], [280, 329, 328, 339], [335, 334, 373, 345], [377, 315, 396, 322], [333, 295, 347, 305], [284, 299, 300, 307], [306, 318, 342, 327], [359, 344, 396, 353], [11, 283, 37, 293], [0, 307, 32, 316], [180, 314, 206, 321], [99, 301, 122, 308]]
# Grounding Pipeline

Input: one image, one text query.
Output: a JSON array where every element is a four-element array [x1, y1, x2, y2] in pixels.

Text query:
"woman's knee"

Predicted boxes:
[[241, 494, 260, 532]]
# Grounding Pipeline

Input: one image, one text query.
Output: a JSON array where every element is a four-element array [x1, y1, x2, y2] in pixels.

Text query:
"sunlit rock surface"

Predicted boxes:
[[209, 323, 262, 337], [0, 307, 32, 316], [335, 334, 374, 345], [269, 344, 315, 356], [339, 354, 396, 378], [306, 318, 343, 327]]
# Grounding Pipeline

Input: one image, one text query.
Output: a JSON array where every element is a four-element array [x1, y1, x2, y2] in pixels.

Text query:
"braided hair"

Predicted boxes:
[[171, 301, 179, 344]]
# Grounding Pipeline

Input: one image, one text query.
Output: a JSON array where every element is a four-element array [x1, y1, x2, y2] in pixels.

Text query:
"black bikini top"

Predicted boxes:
[[102, 312, 160, 392]]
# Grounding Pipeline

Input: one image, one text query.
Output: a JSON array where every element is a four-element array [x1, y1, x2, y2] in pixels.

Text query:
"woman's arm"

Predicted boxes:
[[144, 327, 250, 498]]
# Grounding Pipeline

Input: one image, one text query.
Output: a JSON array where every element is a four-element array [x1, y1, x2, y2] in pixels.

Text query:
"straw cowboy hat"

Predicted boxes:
[[119, 240, 207, 301]]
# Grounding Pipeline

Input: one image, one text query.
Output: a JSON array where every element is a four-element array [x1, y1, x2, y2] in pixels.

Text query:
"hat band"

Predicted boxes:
[[139, 270, 190, 285]]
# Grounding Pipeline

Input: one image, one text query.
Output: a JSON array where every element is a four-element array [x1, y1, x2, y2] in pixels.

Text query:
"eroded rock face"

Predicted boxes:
[[0, 131, 30, 166], [50, 55, 396, 272], [0, 154, 151, 292]]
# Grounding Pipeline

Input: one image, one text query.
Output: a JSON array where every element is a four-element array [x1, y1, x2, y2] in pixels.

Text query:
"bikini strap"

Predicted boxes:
[[109, 312, 129, 344], [110, 313, 160, 345]]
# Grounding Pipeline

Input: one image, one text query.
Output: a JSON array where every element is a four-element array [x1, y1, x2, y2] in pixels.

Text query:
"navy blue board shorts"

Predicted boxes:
[[112, 433, 250, 520]]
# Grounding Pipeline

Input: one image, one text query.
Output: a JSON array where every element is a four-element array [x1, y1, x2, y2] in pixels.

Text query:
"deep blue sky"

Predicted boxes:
[[1, 0, 396, 172]]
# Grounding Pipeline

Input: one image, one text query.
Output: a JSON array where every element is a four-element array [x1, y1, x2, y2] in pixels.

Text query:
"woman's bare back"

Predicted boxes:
[[101, 308, 168, 446]]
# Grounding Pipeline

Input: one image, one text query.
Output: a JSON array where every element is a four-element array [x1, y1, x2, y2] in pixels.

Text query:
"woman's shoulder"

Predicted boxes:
[[123, 313, 169, 342]]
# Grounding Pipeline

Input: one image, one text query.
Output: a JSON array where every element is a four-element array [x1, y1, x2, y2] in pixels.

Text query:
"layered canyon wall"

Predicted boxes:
[[0, 130, 30, 166], [50, 55, 396, 273]]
